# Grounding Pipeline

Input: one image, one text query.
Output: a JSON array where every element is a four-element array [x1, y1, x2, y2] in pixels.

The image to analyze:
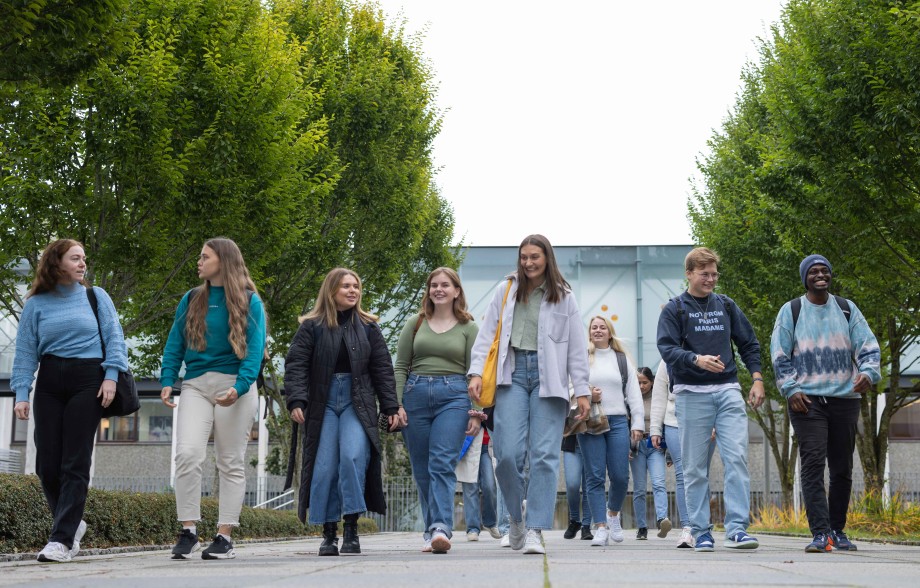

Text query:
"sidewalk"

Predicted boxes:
[[2, 530, 918, 587]]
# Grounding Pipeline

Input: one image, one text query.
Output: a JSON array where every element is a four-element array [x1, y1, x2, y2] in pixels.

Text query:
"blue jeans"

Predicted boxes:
[[309, 374, 371, 525], [489, 427, 515, 535], [676, 388, 751, 538], [563, 446, 591, 526], [665, 423, 716, 528], [402, 373, 471, 538], [631, 438, 669, 527], [462, 442, 498, 532], [493, 350, 567, 530], [578, 414, 630, 524]]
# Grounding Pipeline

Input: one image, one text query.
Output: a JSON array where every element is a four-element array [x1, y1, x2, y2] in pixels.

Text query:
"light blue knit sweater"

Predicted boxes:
[[12, 282, 129, 403]]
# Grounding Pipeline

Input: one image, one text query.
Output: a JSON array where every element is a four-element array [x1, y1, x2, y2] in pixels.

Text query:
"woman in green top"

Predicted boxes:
[[395, 267, 481, 554]]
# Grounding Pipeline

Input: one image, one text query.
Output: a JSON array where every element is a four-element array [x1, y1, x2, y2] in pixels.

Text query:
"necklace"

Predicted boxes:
[[689, 293, 711, 319], [428, 316, 458, 334]]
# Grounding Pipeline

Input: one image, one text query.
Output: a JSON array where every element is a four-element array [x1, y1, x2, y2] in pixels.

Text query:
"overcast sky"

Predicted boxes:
[[374, 0, 787, 247]]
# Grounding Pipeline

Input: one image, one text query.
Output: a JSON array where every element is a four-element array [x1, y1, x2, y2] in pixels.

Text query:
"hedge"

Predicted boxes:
[[0, 473, 378, 553]]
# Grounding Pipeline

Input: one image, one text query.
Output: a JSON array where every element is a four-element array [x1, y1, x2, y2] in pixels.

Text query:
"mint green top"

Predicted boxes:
[[393, 316, 479, 403], [510, 282, 545, 351]]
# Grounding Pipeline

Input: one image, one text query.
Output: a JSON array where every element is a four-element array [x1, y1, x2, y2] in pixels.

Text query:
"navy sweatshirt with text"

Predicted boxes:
[[656, 291, 762, 388]]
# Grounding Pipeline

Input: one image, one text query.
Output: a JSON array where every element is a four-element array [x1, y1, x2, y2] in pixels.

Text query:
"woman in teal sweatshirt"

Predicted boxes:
[[160, 238, 266, 561]]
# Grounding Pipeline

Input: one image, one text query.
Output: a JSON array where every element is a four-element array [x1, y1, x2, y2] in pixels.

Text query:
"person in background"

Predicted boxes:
[[771, 254, 881, 553], [284, 268, 399, 556], [577, 316, 644, 547], [160, 238, 266, 560], [631, 366, 671, 540], [561, 431, 592, 540], [396, 267, 481, 554], [460, 428, 502, 542], [467, 234, 591, 555], [12, 239, 129, 562]]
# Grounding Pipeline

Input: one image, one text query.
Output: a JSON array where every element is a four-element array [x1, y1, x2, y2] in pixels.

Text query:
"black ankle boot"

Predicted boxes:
[[340, 513, 361, 554], [319, 522, 339, 556]]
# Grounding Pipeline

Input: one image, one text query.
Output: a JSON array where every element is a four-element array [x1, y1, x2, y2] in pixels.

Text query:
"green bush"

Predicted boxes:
[[0, 473, 378, 553]]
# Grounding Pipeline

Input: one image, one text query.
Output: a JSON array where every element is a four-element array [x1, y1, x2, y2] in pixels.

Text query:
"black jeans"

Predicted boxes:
[[789, 395, 860, 536], [33, 355, 104, 548]]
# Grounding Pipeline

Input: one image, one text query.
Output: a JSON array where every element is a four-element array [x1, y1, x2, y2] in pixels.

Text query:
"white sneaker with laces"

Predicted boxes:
[[606, 512, 624, 543], [430, 530, 451, 553], [422, 538, 433, 552], [484, 526, 502, 540], [590, 526, 609, 547], [37, 542, 72, 563], [466, 530, 479, 542], [523, 529, 545, 555], [69, 520, 87, 559], [677, 526, 693, 549], [500, 533, 511, 548]]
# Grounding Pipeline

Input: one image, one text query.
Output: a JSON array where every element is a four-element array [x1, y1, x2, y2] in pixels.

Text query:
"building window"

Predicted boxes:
[[890, 395, 920, 440], [98, 398, 174, 442]]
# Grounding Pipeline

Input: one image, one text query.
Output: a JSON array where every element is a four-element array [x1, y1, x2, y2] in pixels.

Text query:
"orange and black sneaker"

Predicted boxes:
[[805, 532, 833, 553]]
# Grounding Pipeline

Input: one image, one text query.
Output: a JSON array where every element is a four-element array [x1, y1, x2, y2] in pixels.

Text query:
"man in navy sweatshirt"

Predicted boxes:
[[657, 247, 765, 552]]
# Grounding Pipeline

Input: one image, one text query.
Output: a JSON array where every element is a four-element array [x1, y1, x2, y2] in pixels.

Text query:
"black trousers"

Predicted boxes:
[[33, 355, 104, 548], [789, 395, 860, 536]]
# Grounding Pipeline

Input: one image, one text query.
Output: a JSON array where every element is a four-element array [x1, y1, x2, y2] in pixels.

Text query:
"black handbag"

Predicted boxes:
[[86, 288, 140, 418]]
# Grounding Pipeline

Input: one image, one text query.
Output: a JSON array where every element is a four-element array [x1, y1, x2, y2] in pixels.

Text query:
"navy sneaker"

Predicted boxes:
[[171, 529, 201, 560], [805, 533, 833, 553], [694, 532, 715, 552], [201, 535, 236, 560], [724, 530, 759, 549], [831, 529, 857, 551]]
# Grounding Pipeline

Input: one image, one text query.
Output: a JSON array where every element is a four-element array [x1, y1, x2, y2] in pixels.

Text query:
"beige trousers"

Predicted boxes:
[[174, 372, 258, 526]]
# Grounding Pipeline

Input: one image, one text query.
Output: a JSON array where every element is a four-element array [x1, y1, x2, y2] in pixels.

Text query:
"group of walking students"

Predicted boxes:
[[12, 234, 881, 562]]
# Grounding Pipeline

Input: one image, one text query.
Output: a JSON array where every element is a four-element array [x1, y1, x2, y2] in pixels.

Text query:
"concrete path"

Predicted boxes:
[[1, 530, 917, 587]]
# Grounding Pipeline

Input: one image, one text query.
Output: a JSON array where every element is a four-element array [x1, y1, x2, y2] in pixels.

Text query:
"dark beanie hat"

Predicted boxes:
[[799, 254, 832, 287]]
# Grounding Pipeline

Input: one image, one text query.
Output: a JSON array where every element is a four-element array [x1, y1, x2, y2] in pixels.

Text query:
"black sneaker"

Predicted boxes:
[[580, 525, 593, 540], [831, 529, 857, 551], [636, 527, 648, 540], [202, 535, 236, 560], [171, 529, 201, 559], [563, 520, 581, 539]]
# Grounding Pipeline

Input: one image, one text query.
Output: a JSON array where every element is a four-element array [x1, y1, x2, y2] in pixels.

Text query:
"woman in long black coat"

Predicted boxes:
[[285, 268, 399, 556]]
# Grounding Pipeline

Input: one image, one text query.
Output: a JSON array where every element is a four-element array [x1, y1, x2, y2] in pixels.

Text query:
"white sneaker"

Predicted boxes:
[[500, 533, 511, 548], [467, 530, 479, 542], [37, 542, 72, 563], [606, 512, 624, 543], [677, 526, 693, 549], [69, 520, 87, 559], [430, 530, 451, 553], [422, 536, 433, 552], [484, 526, 502, 539], [590, 526, 609, 546], [523, 529, 545, 555]]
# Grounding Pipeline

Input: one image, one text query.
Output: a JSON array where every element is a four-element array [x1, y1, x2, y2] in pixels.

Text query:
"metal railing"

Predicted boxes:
[[0, 448, 22, 474]]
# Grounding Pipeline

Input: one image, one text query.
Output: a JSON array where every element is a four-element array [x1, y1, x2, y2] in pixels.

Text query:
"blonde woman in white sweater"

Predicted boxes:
[[577, 316, 644, 546]]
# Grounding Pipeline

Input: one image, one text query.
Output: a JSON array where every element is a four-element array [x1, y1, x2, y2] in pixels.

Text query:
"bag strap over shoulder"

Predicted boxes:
[[85, 287, 107, 360]]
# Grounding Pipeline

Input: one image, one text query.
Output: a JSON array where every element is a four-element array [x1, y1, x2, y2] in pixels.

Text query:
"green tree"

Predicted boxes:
[[694, 0, 920, 496]]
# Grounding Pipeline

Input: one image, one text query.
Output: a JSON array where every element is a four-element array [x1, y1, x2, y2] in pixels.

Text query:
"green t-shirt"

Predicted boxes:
[[393, 316, 479, 403]]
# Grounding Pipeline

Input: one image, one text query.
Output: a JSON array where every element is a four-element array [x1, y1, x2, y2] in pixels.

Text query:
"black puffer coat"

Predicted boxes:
[[284, 310, 398, 523]]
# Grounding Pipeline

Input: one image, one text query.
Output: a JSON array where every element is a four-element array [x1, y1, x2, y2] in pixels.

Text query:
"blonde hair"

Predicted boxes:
[[586, 315, 631, 365], [685, 247, 721, 273], [185, 238, 262, 359], [300, 267, 378, 327], [420, 267, 473, 323]]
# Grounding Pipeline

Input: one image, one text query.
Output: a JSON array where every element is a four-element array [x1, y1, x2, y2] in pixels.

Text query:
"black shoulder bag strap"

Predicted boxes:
[[615, 349, 631, 423], [86, 287, 107, 360]]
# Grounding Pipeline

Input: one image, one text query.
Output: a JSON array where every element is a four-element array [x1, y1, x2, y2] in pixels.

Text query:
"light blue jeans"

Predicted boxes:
[[309, 374, 370, 525], [563, 445, 591, 527], [493, 350, 567, 530], [402, 374, 471, 538], [676, 388, 751, 538], [462, 442, 498, 532], [578, 414, 630, 524], [665, 423, 716, 528], [631, 438, 668, 528]]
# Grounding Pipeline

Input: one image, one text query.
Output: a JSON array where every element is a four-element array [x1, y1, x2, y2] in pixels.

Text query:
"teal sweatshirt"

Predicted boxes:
[[160, 286, 266, 395]]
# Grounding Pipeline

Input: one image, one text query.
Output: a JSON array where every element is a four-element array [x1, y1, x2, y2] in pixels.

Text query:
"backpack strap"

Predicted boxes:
[[615, 350, 632, 422]]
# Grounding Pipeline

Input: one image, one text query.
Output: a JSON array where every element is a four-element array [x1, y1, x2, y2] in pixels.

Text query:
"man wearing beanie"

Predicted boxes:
[[770, 255, 881, 553]]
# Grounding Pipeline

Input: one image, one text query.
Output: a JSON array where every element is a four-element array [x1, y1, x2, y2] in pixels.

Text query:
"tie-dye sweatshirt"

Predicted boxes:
[[770, 296, 880, 399]]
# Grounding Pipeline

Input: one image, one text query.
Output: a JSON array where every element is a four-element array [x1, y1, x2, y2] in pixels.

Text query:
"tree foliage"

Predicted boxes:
[[693, 0, 920, 496]]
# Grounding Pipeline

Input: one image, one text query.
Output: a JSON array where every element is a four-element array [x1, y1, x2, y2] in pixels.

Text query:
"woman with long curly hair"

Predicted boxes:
[[12, 239, 129, 562], [160, 238, 266, 560]]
